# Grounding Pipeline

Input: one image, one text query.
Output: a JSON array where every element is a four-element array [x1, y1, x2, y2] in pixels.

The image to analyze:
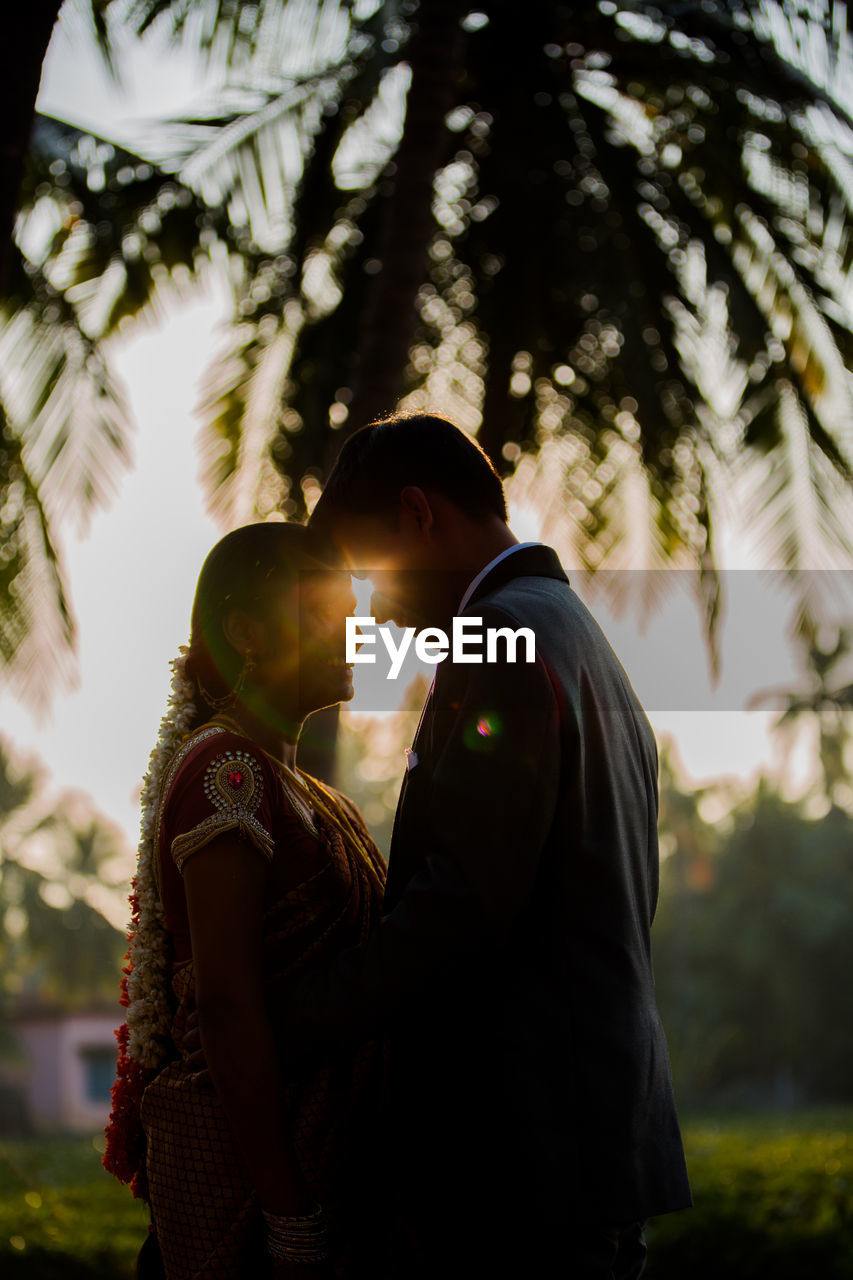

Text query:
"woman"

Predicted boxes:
[[103, 522, 387, 1278]]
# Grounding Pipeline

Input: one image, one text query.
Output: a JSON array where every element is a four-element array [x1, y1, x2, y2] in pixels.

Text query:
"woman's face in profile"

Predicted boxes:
[[257, 567, 356, 719]]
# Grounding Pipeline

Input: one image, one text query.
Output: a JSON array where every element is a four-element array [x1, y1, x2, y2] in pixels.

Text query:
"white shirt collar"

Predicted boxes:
[[456, 542, 542, 615]]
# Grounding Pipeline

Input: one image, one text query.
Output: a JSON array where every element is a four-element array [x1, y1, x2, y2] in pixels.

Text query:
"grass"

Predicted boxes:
[[645, 1110, 853, 1279], [0, 1134, 148, 1278], [0, 1111, 851, 1277]]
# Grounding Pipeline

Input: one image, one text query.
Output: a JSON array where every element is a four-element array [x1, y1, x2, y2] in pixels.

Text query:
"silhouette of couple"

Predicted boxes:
[[107, 413, 690, 1279]]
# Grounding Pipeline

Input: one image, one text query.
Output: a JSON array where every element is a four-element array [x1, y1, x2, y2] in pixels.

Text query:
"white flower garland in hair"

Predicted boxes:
[[124, 643, 198, 1070]]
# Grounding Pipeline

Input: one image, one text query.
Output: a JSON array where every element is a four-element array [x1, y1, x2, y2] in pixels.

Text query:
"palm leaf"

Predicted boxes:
[[0, 405, 74, 710], [110, 0, 356, 72], [190, 30, 401, 509], [166, 71, 348, 250], [20, 115, 225, 338], [0, 281, 132, 531], [732, 381, 853, 625], [1, 114, 228, 704], [197, 312, 297, 524], [152, 0, 396, 250], [70, 0, 853, 674]]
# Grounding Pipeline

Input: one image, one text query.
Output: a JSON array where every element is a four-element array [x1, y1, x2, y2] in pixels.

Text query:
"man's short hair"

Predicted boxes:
[[309, 413, 508, 547]]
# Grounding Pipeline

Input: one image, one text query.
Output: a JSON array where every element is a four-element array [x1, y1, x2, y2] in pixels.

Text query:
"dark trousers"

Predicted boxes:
[[382, 1154, 649, 1280], [572, 1220, 648, 1279], [382, 1214, 647, 1279], [379, 1070, 650, 1278]]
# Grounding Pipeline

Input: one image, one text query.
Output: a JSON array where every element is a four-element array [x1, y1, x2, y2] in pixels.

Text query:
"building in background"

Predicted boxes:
[[1, 1005, 119, 1135]]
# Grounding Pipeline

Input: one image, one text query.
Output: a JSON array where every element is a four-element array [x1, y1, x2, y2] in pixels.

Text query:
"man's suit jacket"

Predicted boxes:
[[281, 544, 691, 1225]]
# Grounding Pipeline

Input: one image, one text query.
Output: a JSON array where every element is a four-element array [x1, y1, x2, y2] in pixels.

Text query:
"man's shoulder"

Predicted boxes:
[[468, 572, 592, 655], [468, 571, 649, 725], [470, 571, 574, 614]]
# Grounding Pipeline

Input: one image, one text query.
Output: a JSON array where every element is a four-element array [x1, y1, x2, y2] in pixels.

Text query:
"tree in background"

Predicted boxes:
[[124, 0, 853, 641], [653, 747, 853, 1107], [750, 617, 853, 808], [336, 673, 429, 856], [0, 735, 128, 1013], [0, 109, 227, 706], [3, 0, 853, 729]]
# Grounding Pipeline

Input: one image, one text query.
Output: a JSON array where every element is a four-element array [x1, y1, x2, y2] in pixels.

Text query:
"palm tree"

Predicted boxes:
[[750, 617, 853, 806], [1, 109, 227, 706], [5, 0, 853, 720], [127, 1, 853, 640]]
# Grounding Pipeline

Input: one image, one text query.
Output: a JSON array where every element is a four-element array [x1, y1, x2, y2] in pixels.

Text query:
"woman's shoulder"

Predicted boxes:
[[161, 726, 278, 821], [158, 726, 289, 874]]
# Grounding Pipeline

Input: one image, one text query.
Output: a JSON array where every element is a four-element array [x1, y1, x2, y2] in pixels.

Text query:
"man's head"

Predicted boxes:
[[309, 413, 514, 627]]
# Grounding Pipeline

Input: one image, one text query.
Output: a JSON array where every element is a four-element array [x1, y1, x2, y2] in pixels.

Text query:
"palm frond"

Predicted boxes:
[[0, 406, 75, 710], [731, 381, 853, 621], [156, 1, 398, 251], [84, 0, 119, 74], [730, 204, 853, 474], [47, 0, 853, 691], [21, 115, 225, 338], [0, 114, 228, 705], [0, 283, 132, 533], [113, 0, 356, 77], [167, 70, 349, 250], [197, 310, 295, 524], [750, 0, 853, 125]]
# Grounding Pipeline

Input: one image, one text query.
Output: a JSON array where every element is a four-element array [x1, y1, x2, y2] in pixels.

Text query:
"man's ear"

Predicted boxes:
[[399, 486, 434, 537], [222, 608, 266, 659]]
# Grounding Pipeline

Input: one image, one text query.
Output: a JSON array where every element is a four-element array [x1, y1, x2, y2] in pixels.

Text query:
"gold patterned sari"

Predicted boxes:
[[138, 723, 387, 1279]]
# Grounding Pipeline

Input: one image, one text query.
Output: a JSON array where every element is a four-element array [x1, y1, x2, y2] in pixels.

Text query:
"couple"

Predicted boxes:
[[104, 412, 691, 1278]]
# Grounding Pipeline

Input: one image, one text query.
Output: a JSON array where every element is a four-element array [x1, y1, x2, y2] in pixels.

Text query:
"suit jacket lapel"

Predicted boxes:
[[387, 678, 436, 905], [386, 544, 568, 906]]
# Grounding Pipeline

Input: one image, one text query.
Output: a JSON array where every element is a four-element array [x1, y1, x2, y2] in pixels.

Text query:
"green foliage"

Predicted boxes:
[[0, 1136, 147, 1277], [7, 1, 853, 707], [751, 617, 853, 807], [1, 0, 849, 729], [646, 1112, 853, 1279], [0, 736, 129, 1016], [148, 0, 853, 595], [1, 1116, 851, 1277], [654, 749, 853, 1106], [1, 111, 228, 706]]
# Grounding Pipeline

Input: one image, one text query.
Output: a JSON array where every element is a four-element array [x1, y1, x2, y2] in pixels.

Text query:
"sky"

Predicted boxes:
[[0, 3, 827, 861]]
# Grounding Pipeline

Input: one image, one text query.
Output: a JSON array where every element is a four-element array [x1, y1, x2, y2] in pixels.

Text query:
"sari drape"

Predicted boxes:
[[138, 726, 387, 1280]]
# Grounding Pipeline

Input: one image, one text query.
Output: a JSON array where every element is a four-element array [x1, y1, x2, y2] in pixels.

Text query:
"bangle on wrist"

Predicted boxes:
[[262, 1203, 330, 1263]]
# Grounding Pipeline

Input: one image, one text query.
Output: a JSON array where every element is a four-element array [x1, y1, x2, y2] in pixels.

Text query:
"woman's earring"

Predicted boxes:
[[233, 650, 255, 699], [197, 651, 255, 711]]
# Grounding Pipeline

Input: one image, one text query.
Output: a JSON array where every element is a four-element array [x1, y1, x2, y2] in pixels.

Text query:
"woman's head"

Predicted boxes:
[[185, 522, 355, 729]]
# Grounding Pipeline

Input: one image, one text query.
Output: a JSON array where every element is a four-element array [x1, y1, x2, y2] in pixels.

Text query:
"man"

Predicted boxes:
[[190, 411, 691, 1275], [286, 412, 691, 1276]]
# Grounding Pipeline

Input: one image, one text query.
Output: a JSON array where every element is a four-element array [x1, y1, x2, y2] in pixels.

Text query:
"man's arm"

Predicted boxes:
[[275, 603, 562, 1055]]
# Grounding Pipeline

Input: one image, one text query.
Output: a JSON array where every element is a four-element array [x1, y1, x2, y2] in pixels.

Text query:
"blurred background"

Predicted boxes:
[[1, 1, 853, 1275]]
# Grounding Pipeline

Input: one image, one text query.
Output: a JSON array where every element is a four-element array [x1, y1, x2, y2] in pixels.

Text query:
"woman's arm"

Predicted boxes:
[[182, 834, 312, 1217]]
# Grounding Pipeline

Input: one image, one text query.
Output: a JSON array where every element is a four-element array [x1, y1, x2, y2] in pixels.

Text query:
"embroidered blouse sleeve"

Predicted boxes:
[[164, 734, 277, 875]]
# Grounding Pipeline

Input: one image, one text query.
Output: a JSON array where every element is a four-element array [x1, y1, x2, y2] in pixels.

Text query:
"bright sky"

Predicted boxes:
[[0, 4, 824, 859]]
